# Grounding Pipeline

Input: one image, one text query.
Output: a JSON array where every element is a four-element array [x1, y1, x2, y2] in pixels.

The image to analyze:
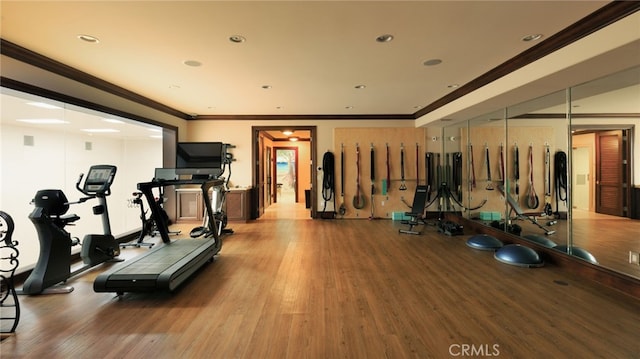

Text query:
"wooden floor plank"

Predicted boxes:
[[3, 206, 640, 358]]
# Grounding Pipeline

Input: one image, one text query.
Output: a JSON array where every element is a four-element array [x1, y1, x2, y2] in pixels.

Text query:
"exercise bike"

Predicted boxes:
[[20, 165, 121, 295], [121, 190, 180, 248]]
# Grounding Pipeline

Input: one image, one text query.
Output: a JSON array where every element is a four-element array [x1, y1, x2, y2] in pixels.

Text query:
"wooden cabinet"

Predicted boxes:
[[176, 188, 204, 222], [176, 187, 251, 223], [226, 188, 251, 222]]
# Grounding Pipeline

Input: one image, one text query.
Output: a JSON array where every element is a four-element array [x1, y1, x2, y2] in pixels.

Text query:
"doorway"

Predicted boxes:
[[274, 147, 298, 203], [572, 129, 632, 217], [252, 126, 317, 219]]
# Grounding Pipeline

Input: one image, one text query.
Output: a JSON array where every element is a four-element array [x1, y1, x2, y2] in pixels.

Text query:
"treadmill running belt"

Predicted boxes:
[[94, 239, 217, 293]]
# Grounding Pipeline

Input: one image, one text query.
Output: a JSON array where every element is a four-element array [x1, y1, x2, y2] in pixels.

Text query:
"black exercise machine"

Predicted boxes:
[[94, 178, 226, 295], [399, 185, 429, 235], [21, 165, 121, 295]]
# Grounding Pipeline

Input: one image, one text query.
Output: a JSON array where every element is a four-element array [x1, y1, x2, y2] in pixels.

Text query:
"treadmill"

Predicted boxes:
[[94, 178, 225, 294]]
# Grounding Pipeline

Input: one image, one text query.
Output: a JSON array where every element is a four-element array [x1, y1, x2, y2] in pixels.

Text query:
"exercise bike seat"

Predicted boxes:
[[32, 189, 80, 228]]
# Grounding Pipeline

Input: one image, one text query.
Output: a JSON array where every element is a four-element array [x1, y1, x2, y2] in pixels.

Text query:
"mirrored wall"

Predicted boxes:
[[446, 66, 640, 280]]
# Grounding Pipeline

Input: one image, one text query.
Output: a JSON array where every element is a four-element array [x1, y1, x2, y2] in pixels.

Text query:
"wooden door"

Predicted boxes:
[[596, 130, 624, 216], [266, 146, 273, 206]]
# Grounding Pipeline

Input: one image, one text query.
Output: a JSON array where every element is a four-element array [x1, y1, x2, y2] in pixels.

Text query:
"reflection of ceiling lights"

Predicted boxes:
[[26, 102, 62, 110], [17, 118, 68, 124], [282, 130, 294, 136], [289, 136, 299, 142], [81, 128, 120, 133], [102, 118, 125, 124]]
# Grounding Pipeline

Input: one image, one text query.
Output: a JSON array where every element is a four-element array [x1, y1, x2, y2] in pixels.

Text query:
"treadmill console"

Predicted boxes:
[[83, 165, 117, 195]]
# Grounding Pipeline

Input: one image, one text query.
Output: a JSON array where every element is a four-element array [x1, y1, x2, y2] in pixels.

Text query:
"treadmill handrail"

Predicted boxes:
[[137, 178, 224, 244]]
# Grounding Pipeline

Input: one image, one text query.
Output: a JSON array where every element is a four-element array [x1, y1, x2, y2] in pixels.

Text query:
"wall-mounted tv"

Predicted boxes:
[[176, 142, 226, 177]]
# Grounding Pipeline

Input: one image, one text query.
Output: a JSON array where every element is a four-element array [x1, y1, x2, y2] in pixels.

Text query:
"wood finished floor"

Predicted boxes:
[[3, 203, 640, 358]]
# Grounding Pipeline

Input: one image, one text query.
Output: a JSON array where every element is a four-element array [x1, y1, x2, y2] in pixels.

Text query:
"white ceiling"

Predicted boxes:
[[0, 1, 612, 118]]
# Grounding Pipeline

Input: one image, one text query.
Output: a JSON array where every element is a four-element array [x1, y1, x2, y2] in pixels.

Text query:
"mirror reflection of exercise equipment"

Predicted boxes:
[[20, 165, 121, 295]]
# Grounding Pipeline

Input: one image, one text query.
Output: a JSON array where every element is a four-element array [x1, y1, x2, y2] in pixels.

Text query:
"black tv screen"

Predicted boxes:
[[176, 142, 224, 170]]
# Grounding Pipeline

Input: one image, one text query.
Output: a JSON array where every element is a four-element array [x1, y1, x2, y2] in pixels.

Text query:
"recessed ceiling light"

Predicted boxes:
[[282, 130, 294, 136], [262, 85, 272, 89], [423, 59, 442, 66], [354, 85, 366, 89], [17, 118, 69, 124], [376, 34, 394, 43], [447, 84, 460, 89], [77, 34, 99, 43], [289, 136, 299, 142], [229, 35, 246, 43], [183, 60, 202, 67], [522, 34, 543, 42], [345, 106, 354, 110]]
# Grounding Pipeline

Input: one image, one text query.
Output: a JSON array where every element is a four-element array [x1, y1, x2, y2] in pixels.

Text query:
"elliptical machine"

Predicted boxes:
[[21, 165, 121, 295]]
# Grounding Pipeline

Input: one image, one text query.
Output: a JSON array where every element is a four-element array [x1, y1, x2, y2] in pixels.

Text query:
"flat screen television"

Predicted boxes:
[[175, 142, 225, 177]]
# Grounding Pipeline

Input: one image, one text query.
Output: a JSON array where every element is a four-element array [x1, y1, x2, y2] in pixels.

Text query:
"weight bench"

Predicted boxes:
[[497, 184, 555, 235], [399, 185, 429, 235]]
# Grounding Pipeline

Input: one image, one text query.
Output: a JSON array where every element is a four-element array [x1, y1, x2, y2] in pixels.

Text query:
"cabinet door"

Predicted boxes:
[[226, 191, 246, 220], [177, 191, 201, 222]]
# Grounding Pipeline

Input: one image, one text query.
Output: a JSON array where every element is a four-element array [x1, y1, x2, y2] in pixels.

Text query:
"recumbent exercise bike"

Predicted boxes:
[[21, 165, 121, 295]]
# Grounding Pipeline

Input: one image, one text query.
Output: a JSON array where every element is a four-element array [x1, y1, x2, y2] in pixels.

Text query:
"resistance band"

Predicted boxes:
[[554, 150, 568, 215], [543, 145, 552, 216], [416, 143, 420, 186], [399, 143, 407, 190], [321, 151, 336, 213], [385, 143, 390, 195], [514, 144, 520, 202], [526, 144, 539, 209], [484, 145, 494, 191], [469, 144, 476, 192], [453, 152, 463, 201], [426, 152, 433, 201], [370, 143, 375, 219], [338, 144, 346, 216], [353, 144, 366, 209], [499, 143, 505, 186]]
